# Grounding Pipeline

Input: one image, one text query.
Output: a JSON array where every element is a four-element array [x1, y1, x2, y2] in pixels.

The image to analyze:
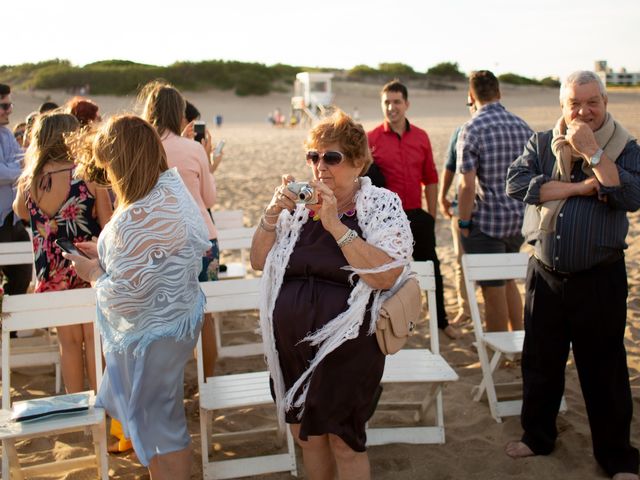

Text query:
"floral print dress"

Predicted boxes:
[[27, 171, 102, 293]]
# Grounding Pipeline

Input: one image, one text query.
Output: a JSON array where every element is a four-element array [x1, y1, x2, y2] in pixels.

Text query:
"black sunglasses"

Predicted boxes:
[[0, 103, 13, 111], [465, 102, 474, 107], [306, 150, 344, 166]]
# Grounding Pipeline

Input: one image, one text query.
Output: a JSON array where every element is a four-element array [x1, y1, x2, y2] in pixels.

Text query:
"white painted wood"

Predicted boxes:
[[196, 279, 298, 479], [212, 210, 244, 230], [462, 253, 567, 423], [367, 261, 459, 445], [0, 288, 108, 480]]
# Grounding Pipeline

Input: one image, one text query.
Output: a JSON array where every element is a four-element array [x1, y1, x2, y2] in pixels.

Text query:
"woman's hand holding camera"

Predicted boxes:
[[260, 175, 296, 232], [309, 180, 345, 237]]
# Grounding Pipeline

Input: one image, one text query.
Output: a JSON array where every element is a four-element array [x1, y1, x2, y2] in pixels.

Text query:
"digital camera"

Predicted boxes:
[[287, 181, 317, 204]]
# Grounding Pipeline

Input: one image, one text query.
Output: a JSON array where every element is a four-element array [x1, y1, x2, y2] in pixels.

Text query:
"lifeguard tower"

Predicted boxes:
[[291, 72, 334, 124]]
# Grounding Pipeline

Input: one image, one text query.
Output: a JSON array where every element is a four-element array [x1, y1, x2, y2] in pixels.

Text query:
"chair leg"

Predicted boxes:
[[92, 420, 109, 480], [3, 439, 25, 480], [55, 361, 62, 394], [472, 349, 502, 402], [475, 342, 504, 423]]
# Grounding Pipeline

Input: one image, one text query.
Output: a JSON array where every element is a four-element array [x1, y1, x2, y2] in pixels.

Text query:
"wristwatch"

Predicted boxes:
[[458, 219, 472, 230], [589, 148, 604, 167]]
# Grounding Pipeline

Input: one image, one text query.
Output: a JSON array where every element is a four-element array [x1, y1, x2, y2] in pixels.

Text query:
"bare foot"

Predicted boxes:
[[505, 441, 535, 458], [612, 473, 639, 480]]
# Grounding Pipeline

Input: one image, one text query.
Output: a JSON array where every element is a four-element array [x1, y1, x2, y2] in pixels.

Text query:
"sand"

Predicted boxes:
[[4, 83, 640, 479]]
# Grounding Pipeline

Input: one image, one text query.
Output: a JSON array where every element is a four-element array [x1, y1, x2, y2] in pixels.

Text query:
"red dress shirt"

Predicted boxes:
[[367, 121, 438, 210]]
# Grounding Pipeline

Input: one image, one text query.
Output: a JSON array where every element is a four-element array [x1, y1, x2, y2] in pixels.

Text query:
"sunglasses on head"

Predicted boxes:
[[306, 150, 344, 166], [0, 103, 13, 111]]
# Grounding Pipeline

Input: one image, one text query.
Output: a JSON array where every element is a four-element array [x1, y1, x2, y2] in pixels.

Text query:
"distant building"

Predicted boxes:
[[595, 60, 640, 86]]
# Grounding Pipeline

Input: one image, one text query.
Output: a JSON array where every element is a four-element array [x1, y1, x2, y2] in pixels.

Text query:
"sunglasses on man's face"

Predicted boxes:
[[0, 103, 13, 111], [306, 150, 345, 166]]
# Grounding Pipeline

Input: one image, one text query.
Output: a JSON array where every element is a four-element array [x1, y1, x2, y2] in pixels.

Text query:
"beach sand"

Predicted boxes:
[[4, 83, 640, 479]]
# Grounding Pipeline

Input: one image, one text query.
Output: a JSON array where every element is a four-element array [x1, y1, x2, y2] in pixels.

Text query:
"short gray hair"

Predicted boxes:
[[559, 71, 607, 103]]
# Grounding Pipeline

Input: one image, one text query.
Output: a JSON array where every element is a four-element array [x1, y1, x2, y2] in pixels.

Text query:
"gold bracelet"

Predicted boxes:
[[336, 229, 358, 248], [259, 217, 276, 232]]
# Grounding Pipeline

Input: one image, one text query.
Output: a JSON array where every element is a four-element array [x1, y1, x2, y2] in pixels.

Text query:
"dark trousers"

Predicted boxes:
[[521, 256, 639, 476], [405, 209, 448, 329], [0, 214, 32, 295]]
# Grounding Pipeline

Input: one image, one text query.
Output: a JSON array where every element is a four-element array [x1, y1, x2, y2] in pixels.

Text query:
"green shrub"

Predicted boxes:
[[426, 62, 466, 80]]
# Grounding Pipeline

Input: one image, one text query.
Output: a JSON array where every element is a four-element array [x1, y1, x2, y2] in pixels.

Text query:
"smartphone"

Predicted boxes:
[[194, 121, 206, 143], [55, 238, 88, 258], [213, 139, 225, 156]]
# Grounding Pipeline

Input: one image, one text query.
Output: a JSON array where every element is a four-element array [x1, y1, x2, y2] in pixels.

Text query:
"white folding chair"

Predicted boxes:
[[367, 261, 459, 445], [196, 278, 297, 479], [0, 288, 108, 479], [462, 252, 566, 423], [0, 241, 61, 393]]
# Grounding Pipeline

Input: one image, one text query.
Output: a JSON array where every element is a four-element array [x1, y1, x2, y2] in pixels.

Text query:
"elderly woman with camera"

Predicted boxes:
[[250, 110, 413, 480], [64, 115, 210, 480]]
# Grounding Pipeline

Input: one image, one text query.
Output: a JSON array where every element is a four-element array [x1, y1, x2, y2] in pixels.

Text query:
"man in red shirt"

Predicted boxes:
[[367, 80, 460, 339]]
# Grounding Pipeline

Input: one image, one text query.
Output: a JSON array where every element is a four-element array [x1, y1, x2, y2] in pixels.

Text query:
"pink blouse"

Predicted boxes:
[[162, 131, 217, 239]]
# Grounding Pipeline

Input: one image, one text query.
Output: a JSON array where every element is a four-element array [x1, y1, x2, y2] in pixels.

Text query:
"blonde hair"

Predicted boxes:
[[19, 112, 79, 199], [304, 109, 372, 174], [139, 80, 185, 137], [90, 115, 168, 207]]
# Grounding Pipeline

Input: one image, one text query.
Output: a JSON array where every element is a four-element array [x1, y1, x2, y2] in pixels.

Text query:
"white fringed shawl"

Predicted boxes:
[[95, 168, 211, 356], [259, 177, 414, 429]]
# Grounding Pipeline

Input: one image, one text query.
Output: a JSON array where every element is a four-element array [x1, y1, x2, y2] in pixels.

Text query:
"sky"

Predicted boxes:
[[5, 0, 639, 81]]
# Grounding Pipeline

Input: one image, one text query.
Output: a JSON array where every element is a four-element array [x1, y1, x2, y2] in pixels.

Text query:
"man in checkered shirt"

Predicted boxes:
[[456, 70, 533, 332]]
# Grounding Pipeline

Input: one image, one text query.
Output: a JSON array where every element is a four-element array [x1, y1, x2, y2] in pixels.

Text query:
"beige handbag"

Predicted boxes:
[[375, 277, 422, 355]]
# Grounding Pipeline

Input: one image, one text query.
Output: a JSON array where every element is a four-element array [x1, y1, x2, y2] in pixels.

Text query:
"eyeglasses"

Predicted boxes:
[[465, 102, 474, 107], [0, 103, 13, 111], [306, 150, 345, 166]]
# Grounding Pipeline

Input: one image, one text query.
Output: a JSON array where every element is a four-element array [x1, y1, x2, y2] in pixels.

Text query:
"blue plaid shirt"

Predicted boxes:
[[457, 102, 532, 238]]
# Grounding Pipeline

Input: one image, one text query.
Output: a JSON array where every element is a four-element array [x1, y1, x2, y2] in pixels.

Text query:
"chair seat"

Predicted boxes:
[[382, 349, 459, 383], [483, 331, 525, 355], [200, 371, 272, 410], [218, 262, 247, 280], [0, 407, 105, 441]]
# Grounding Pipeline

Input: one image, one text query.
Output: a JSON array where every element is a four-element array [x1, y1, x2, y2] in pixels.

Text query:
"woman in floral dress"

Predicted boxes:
[[13, 112, 112, 393]]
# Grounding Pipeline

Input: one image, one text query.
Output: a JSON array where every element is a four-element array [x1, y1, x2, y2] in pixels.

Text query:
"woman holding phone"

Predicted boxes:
[[13, 111, 112, 393], [140, 81, 220, 377]]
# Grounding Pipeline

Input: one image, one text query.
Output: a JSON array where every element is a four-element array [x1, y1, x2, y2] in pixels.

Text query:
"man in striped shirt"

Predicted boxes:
[[505, 71, 640, 479], [456, 71, 533, 332]]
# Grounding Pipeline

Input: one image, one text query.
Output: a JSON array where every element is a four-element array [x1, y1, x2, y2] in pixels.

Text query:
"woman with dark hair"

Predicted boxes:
[[65, 115, 210, 479]]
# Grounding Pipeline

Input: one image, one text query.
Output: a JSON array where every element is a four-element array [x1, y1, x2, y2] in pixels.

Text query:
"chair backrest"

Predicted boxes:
[[0, 242, 34, 266], [217, 227, 256, 252], [197, 278, 262, 382], [212, 210, 244, 230], [1, 288, 101, 408], [461, 252, 529, 337], [410, 261, 440, 354]]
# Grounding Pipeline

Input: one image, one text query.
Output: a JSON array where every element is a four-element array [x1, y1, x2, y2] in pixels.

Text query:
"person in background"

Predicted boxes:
[[66, 96, 101, 126], [13, 112, 112, 393], [456, 70, 532, 332], [438, 96, 477, 326], [66, 114, 210, 480], [367, 79, 460, 340], [12, 122, 27, 147], [141, 81, 219, 378], [182, 100, 223, 173], [0, 84, 33, 304], [505, 70, 639, 480], [38, 101, 59, 114], [251, 110, 413, 480]]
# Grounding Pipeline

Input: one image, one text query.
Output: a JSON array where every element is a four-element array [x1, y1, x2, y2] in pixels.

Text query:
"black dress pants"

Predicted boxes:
[[405, 209, 449, 329], [521, 256, 639, 477]]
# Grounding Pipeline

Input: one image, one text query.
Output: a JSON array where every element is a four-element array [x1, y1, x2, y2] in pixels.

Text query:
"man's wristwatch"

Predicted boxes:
[[458, 219, 472, 230], [589, 148, 604, 167]]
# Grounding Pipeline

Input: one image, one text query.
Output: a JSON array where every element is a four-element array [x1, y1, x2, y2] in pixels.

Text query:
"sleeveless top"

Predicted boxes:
[[26, 169, 102, 293]]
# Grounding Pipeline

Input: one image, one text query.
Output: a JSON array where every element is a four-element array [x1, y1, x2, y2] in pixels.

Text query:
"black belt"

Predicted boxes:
[[534, 254, 623, 278]]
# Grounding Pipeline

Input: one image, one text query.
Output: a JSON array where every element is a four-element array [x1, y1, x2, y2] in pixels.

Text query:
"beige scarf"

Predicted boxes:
[[536, 113, 633, 233]]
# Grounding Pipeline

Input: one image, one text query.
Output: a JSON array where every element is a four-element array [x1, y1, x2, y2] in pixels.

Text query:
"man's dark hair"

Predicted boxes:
[[185, 101, 201, 123], [38, 101, 59, 113], [469, 70, 500, 102], [381, 79, 408, 101], [0, 84, 10, 96]]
